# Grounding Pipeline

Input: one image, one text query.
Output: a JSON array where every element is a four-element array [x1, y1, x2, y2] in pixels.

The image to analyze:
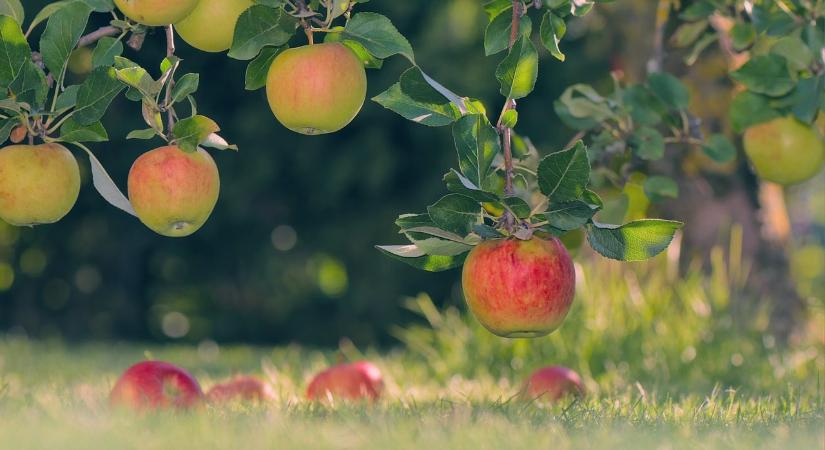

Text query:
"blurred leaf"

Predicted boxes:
[[427, 194, 481, 236], [622, 85, 665, 126], [643, 176, 679, 201], [0, 0, 23, 25], [729, 91, 780, 132], [453, 114, 500, 191], [671, 20, 707, 48], [57, 118, 108, 142], [173, 115, 220, 152], [791, 76, 824, 124], [342, 12, 414, 62], [647, 73, 689, 110], [74, 66, 125, 124], [586, 220, 682, 261], [702, 134, 736, 163], [679, 0, 714, 20], [0, 15, 30, 90], [91, 36, 123, 68], [730, 55, 794, 97], [770, 36, 814, 72], [496, 36, 538, 100], [38, 1, 91, 78], [630, 127, 664, 160], [229, 5, 296, 60], [483, 0, 511, 21], [484, 7, 531, 56], [376, 245, 467, 272], [730, 22, 755, 51], [244, 45, 285, 90], [539, 11, 566, 61], [537, 140, 590, 202], [684, 33, 716, 66]]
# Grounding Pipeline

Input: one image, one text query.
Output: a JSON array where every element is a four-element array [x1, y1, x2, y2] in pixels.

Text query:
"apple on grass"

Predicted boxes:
[[266, 43, 367, 135], [0, 144, 80, 226], [175, 0, 254, 53], [306, 361, 383, 402], [461, 237, 576, 338], [114, 0, 200, 26], [743, 116, 824, 186], [128, 145, 220, 238], [110, 361, 204, 410], [207, 376, 274, 403], [521, 366, 584, 402]]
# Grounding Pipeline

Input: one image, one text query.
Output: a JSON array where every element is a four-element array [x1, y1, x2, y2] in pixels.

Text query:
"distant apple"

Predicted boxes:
[[743, 117, 824, 185], [110, 361, 204, 410], [306, 361, 383, 402], [522, 366, 584, 402], [207, 375, 274, 403]]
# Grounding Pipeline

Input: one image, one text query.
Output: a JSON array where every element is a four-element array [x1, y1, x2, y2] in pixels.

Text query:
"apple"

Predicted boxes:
[[0, 144, 80, 226], [127, 145, 220, 238], [461, 237, 575, 338], [521, 366, 584, 402], [266, 43, 366, 135], [743, 117, 824, 185], [306, 361, 383, 402], [114, 0, 200, 26], [207, 375, 274, 403], [110, 361, 204, 410], [175, 0, 253, 53]]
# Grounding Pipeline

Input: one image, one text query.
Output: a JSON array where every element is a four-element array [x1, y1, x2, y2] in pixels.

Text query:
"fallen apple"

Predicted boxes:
[[114, 0, 200, 26], [266, 43, 367, 135], [521, 366, 584, 402], [743, 116, 824, 185], [306, 361, 383, 402], [127, 145, 220, 237], [175, 0, 254, 53], [461, 237, 576, 338], [207, 375, 274, 403], [110, 360, 204, 410], [0, 143, 80, 226]]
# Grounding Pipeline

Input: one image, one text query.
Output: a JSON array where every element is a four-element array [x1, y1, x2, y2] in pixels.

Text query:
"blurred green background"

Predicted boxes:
[[0, 0, 822, 349]]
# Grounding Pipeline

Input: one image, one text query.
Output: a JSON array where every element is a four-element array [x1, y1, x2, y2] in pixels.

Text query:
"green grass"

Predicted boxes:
[[0, 248, 822, 449]]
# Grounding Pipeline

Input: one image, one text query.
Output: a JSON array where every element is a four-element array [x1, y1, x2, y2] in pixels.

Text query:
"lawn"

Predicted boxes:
[[0, 256, 822, 449]]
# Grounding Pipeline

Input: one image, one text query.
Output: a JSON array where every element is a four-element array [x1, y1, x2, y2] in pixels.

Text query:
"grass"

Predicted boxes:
[[0, 245, 822, 449]]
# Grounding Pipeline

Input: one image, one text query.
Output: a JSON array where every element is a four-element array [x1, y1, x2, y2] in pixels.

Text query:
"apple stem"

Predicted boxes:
[[496, 1, 523, 233]]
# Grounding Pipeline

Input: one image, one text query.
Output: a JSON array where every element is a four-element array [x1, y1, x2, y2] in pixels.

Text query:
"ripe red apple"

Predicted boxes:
[[266, 43, 367, 135], [461, 237, 575, 338], [207, 375, 274, 403], [306, 361, 383, 402], [0, 143, 80, 226], [521, 366, 584, 402], [176, 0, 254, 53], [114, 0, 199, 26], [110, 361, 204, 410], [127, 145, 220, 237], [743, 116, 824, 185]]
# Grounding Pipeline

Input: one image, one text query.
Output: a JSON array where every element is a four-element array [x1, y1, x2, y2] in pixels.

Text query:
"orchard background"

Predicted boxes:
[[0, 0, 823, 449]]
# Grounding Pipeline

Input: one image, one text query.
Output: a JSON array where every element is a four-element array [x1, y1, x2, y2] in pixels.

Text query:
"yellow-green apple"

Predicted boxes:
[[0, 144, 80, 226], [110, 361, 204, 410], [266, 43, 366, 135], [175, 0, 253, 52], [114, 0, 199, 26], [462, 237, 575, 338], [521, 366, 584, 402], [306, 361, 383, 402], [128, 145, 219, 238], [207, 375, 274, 403], [743, 117, 824, 185]]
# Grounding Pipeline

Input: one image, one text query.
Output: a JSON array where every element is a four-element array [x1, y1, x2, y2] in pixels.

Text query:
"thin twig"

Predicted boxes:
[[77, 25, 120, 48], [497, 0, 523, 232], [163, 25, 179, 138]]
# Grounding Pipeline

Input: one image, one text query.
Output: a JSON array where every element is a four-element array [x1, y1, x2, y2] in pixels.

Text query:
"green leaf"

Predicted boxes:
[[427, 194, 481, 236], [74, 66, 125, 124], [587, 219, 683, 261], [539, 11, 565, 61], [730, 55, 795, 97], [342, 12, 414, 62], [54, 85, 79, 111], [57, 118, 108, 142], [373, 67, 461, 127], [629, 127, 664, 160], [483, 0, 511, 21], [622, 85, 665, 126], [77, 144, 137, 217], [791, 76, 824, 124], [402, 226, 474, 257], [647, 73, 689, 110], [502, 196, 531, 219], [538, 200, 595, 231], [728, 91, 780, 132], [453, 114, 500, 190], [702, 134, 736, 163], [443, 170, 500, 203], [500, 109, 518, 128], [671, 20, 708, 48], [91, 36, 123, 68], [171, 73, 199, 104], [484, 8, 531, 56], [770, 36, 814, 72], [0, 0, 23, 25], [537, 141, 590, 202], [495, 35, 538, 100], [245, 45, 286, 90], [228, 5, 296, 60], [730, 22, 755, 51], [173, 115, 220, 152], [126, 128, 157, 140], [38, 1, 92, 78], [0, 15, 30, 90], [376, 244, 467, 272], [643, 176, 679, 201], [113, 64, 160, 99], [8, 60, 48, 108], [26, 1, 72, 36]]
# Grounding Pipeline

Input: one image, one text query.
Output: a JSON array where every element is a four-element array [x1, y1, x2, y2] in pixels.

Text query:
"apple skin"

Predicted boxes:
[[175, 0, 253, 53], [743, 117, 824, 185], [306, 361, 383, 402], [0, 144, 80, 226], [114, 0, 200, 26], [207, 376, 274, 403], [522, 366, 584, 402], [128, 145, 220, 238], [266, 43, 367, 135], [110, 361, 204, 410], [461, 237, 575, 338]]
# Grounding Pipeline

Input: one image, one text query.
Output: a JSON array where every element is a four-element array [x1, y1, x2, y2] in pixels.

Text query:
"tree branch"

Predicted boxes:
[[77, 25, 120, 48], [497, 0, 523, 231], [163, 26, 179, 139]]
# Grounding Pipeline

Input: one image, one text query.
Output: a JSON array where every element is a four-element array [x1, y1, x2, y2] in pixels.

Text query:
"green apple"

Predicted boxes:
[[744, 117, 824, 185], [0, 144, 80, 226], [175, 0, 253, 53], [114, 0, 200, 26]]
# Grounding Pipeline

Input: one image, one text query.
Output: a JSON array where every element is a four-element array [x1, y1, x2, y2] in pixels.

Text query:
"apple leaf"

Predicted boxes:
[[453, 114, 500, 191], [730, 55, 794, 97], [643, 176, 679, 201], [427, 193, 481, 236], [496, 35, 538, 100], [0, 0, 24, 25], [73, 66, 125, 124], [701, 134, 736, 163], [229, 5, 296, 60], [171, 73, 199, 104], [57, 118, 108, 142], [373, 67, 462, 127], [8, 59, 48, 108], [537, 200, 596, 231], [201, 133, 239, 152], [484, 7, 531, 56], [244, 45, 286, 90], [647, 73, 690, 110], [443, 170, 499, 203], [537, 141, 590, 202], [539, 11, 566, 61], [629, 126, 665, 160], [586, 219, 683, 261], [728, 91, 780, 132], [375, 244, 467, 272], [342, 12, 414, 63], [173, 115, 220, 152], [38, 1, 92, 78], [126, 128, 157, 140], [77, 144, 137, 217], [0, 15, 30, 90], [91, 36, 123, 68]]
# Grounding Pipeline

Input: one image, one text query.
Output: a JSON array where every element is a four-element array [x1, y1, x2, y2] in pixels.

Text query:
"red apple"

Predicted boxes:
[[306, 361, 383, 402], [461, 237, 575, 338], [207, 375, 274, 403], [110, 361, 204, 410], [522, 366, 584, 402]]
